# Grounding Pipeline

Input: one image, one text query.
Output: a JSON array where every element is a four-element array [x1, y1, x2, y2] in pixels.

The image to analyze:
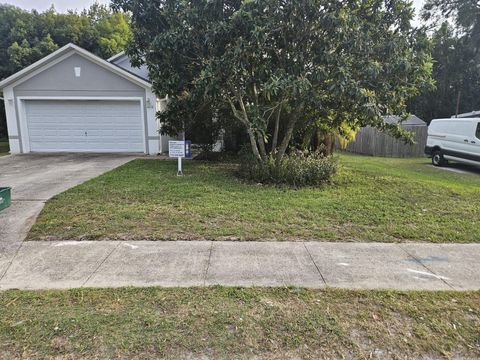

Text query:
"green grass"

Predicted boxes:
[[28, 154, 480, 242], [0, 138, 9, 156], [0, 287, 478, 358]]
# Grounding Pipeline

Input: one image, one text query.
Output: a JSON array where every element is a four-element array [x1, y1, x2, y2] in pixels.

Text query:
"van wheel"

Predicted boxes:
[[432, 150, 447, 166]]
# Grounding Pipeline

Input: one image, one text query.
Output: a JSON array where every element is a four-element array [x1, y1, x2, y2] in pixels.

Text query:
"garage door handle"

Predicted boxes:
[[85, 131, 87, 136]]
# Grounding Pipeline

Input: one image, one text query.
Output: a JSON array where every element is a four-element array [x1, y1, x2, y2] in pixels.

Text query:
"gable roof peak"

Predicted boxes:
[[0, 43, 151, 90]]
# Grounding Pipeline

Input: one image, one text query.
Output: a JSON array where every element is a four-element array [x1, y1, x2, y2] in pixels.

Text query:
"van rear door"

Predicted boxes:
[[453, 121, 480, 162]]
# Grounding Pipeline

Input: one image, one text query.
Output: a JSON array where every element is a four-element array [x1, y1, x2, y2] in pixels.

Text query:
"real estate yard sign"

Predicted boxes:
[[169, 141, 185, 158], [169, 140, 191, 176]]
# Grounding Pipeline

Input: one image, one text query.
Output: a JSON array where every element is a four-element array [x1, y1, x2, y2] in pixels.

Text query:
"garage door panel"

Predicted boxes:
[[25, 100, 145, 153]]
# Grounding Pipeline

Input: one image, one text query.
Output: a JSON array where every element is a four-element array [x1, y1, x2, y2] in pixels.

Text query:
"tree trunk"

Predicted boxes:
[[324, 134, 333, 156], [316, 130, 335, 156], [301, 127, 315, 150], [228, 96, 262, 161], [246, 128, 262, 160], [256, 131, 268, 160], [275, 114, 297, 166], [271, 106, 282, 153], [275, 103, 303, 166]]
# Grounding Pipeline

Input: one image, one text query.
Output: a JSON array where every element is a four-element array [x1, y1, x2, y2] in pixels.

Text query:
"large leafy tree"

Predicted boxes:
[[114, 0, 432, 165]]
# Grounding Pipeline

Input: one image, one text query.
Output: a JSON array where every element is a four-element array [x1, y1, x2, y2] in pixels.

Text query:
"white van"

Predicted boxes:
[[425, 118, 480, 167]]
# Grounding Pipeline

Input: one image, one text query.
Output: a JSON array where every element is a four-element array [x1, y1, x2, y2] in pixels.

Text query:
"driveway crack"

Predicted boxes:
[[82, 242, 120, 287]]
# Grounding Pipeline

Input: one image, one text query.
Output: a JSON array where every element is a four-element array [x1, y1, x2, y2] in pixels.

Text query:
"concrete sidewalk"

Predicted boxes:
[[1, 240, 479, 291]]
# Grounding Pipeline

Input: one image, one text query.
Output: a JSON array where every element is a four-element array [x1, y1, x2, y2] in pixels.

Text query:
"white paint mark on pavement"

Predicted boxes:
[[412, 276, 428, 281], [337, 263, 350, 266], [54, 241, 93, 247], [407, 269, 450, 280], [123, 243, 139, 249]]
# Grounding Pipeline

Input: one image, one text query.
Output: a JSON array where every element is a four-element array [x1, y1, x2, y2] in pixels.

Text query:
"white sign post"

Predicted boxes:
[[169, 140, 186, 176]]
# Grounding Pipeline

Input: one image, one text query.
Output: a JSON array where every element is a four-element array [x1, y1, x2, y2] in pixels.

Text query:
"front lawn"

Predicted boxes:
[[0, 287, 478, 358], [28, 154, 480, 242], [0, 138, 9, 156]]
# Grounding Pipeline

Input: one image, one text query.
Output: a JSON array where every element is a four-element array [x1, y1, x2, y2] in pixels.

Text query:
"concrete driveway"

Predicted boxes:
[[0, 153, 136, 245]]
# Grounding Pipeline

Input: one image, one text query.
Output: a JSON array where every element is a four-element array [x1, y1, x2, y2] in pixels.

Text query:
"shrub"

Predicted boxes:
[[239, 149, 337, 187], [194, 150, 239, 162]]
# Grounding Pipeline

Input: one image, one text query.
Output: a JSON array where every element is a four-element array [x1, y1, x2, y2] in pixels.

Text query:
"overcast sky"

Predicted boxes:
[[4, 0, 426, 24], [4, 0, 110, 12]]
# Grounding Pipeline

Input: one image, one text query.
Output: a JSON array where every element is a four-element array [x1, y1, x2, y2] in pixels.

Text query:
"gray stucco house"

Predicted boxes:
[[0, 43, 174, 155]]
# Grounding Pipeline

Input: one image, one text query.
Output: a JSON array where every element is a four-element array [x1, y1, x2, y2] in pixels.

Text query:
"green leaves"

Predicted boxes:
[[115, 0, 433, 153], [409, 0, 480, 121], [0, 3, 132, 79]]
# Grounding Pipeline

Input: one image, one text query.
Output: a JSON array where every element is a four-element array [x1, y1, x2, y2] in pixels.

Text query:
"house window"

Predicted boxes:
[[476, 123, 480, 140]]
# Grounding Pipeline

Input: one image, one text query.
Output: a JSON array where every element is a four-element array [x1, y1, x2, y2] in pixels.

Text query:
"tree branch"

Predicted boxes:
[[227, 96, 262, 161], [271, 103, 282, 153], [275, 102, 304, 166], [256, 130, 267, 160]]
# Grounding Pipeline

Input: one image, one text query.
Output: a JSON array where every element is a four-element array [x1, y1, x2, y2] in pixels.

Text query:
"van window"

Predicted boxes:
[[431, 120, 471, 136], [477, 123, 480, 139]]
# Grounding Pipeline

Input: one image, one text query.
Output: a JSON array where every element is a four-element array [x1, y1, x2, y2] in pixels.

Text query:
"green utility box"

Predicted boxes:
[[0, 187, 11, 212]]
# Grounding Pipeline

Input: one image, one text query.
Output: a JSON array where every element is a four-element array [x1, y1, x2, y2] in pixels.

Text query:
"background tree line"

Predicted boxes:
[[409, 0, 480, 122], [0, 3, 131, 137]]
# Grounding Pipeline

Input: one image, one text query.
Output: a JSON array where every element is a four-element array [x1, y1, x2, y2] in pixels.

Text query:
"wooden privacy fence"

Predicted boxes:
[[339, 125, 428, 157]]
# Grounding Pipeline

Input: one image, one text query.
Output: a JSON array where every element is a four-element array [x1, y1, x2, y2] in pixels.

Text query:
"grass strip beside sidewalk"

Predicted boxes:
[[0, 287, 479, 358]]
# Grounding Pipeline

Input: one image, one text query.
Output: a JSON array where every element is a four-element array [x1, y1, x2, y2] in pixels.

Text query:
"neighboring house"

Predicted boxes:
[[341, 115, 428, 157], [0, 43, 176, 155], [108, 51, 150, 81]]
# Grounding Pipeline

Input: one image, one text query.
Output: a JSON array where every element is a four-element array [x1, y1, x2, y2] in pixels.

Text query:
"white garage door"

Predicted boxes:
[[25, 100, 145, 152]]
